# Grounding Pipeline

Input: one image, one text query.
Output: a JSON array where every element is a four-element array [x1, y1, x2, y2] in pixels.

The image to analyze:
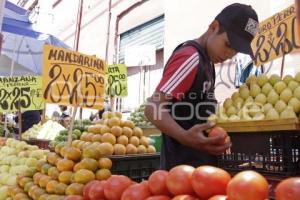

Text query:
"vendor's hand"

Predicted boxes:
[[180, 122, 231, 155]]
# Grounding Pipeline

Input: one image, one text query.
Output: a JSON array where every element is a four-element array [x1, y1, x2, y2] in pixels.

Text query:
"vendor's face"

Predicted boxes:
[[62, 117, 71, 128], [206, 23, 237, 63]]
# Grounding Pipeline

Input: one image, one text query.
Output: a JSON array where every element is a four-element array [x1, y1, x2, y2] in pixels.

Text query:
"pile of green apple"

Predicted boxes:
[[211, 73, 300, 122], [128, 104, 153, 127], [0, 139, 48, 200]]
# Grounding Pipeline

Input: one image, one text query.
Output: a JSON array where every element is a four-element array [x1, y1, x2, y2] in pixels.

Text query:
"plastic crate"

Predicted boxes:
[[25, 139, 51, 149], [109, 153, 160, 182], [218, 130, 300, 176]]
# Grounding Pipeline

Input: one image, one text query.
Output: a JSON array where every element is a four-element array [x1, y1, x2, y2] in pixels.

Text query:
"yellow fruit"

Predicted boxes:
[[115, 112, 122, 119], [123, 120, 135, 129], [64, 147, 82, 162], [101, 125, 111, 134], [36, 160, 47, 172], [48, 167, 60, 180], [55, 143, 65, 155], [82, 141, 93, 150], [54, 183, 67, 195], [58, 171, 74, 184], [102, 111, 112, 119], [92, 134, 102, 142], [98, 158, 112, 169], [126, 144, 138, 154], [77, 141, 85, 150], [71, 140, 81, 148], [122, 127, 133, 137], [98, 142, 114, 156], [38, 175, 51, 188], [103, 119, 109, 126], [46, 180, 58, 194], [85, 133, 94, 142], [74, 169, 95, 184], [65, 183, 84, 196], [130, 136, 140, 147], [147, 145, 156, 153], [96, 169, 112, 180], [82, 145, 101, 160], [101, 133, 116, 145], [140, 136, 149, 147], [80, 158, 99, 172], [133, 127, 143, 137], [33, 173, 44, 185], [87, 125, 102, 134], [114, 144, 126, 155], [41, 163, 52, 174], [18, 177, 33, 188], [117, 135, 129, 146], [47, 152, 61, 165], [108, 117, 121, 127], [111, 126, 123, 137], [73, 163, 84, 172], [15, 193, 30, 200], [80, 132, 89, 141], [137, 145, 147, 154], [56, 159, 75, 172], [61, 145, 71, 157]]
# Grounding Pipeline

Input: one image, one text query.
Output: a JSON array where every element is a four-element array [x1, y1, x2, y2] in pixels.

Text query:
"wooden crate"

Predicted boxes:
[[217, 118, 300, 132]]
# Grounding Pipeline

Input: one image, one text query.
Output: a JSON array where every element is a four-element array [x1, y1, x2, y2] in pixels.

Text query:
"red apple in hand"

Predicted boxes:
[[208, 127, 229, 145]]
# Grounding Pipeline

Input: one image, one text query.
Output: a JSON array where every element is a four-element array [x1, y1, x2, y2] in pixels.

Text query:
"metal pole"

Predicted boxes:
[[74, 0, 84, 119], [105, 0, 112, 62], [0, 0, 5, 32], [0, 0, 5, 54]]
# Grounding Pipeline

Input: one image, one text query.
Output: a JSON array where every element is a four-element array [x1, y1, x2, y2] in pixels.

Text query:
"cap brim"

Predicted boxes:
[[227, 31, 253, 57]]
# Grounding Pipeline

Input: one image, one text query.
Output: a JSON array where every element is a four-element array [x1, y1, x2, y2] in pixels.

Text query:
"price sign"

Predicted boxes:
[[251, 5, 300, 66], [0, 76, 44, 112], [42, 45, 106, 109], [105, 64, 128, 97]]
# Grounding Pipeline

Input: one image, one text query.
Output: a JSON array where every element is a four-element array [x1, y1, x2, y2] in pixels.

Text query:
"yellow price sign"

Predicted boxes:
[[0, 76, 44, 112], [42, 45, 106, 109], [105, 64, 128, 97], [251, 5, 300, 66]]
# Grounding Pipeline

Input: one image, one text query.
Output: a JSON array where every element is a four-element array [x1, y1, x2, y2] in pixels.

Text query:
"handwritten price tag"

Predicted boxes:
[[251, 5, 300, 66], [0, 76, 44, 112], [105, 64, 128, 97], [42, 45, 106, 109]]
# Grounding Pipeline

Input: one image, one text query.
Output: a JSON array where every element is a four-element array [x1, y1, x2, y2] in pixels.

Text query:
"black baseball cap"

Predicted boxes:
[[216, 3, 259, 55]]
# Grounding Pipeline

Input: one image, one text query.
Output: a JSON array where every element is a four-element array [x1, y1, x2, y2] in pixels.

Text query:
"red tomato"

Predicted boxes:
[[89, 180, 106, 200], [166, 165, 194, 196], [145, 195, 171, 200], [208, 127, 228, 144], [172, 195, 197, 200], [83, 180, 100, 199], [148, 170, 170, 196], [191, 165, 231, 199], [104, 175, 133, 200], [121, 183, 152, 200], [226, 170, 268, 200], [65, 195, 84, 200], [275, 177, 300, 200], [208, 195, 228, 200]]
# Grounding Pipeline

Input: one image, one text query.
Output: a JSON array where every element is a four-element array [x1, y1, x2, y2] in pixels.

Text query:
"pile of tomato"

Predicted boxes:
[[64, 164, 299, 200]]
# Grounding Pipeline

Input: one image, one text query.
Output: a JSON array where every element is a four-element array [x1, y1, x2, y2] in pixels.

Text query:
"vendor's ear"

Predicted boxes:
[[208, 20, 220, 33]]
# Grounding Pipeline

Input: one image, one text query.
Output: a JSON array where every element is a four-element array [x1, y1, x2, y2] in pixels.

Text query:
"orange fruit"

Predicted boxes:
[[98, 158, 112, 169], [101, 133, 116, 145], [96, 169, 112, 180]]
